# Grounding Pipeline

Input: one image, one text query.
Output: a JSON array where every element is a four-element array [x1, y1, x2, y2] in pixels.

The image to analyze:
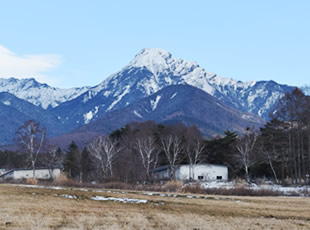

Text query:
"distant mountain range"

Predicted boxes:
[[0, 48, 294, 147]]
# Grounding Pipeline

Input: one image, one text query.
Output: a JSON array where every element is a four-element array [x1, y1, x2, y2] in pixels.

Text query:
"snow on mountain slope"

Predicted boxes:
[[0, 48, 296, 145], [83, 48, 293, 120], [75, 85, 264, 140], [0, 78, 89, 109]]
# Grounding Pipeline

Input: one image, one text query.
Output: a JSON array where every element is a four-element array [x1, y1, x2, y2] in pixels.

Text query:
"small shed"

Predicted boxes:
[[0, 168, 61, 181], [154, 164, 228, 181], [0, 168, 6, 176]]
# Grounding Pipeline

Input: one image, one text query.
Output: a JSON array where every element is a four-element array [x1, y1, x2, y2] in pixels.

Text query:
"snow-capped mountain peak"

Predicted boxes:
[[130, 48, 172, 68], [0, 78, 89, 109], [82, 48, 292, 121], [129, 48, 201, 77]]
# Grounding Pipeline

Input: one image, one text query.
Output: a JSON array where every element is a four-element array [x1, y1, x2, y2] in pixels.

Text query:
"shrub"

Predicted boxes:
[[102, 182, 134, 190], [182, 183, 203, 194], [25, 178, 38, 185], [202, 187, 283, 196], [53, 173, 79, 187], [163, 180, 183, 193]]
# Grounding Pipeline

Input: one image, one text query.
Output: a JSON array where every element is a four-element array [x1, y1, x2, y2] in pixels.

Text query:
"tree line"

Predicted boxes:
[[1, 87, 310, 185]]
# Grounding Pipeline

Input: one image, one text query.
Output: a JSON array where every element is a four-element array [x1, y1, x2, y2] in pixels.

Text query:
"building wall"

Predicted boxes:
[[178, 164, 228, 181], [12, 169, 61, 180], [154, 164, 228, 181]]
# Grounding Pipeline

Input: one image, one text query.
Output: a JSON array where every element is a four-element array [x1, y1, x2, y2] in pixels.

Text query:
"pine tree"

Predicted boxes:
[[63, 141, 80, 179], [80, 147, 92, 182]]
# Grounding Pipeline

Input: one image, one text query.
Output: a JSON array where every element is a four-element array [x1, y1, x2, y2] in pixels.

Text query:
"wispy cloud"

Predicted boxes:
[[0, 45, 60, 84]]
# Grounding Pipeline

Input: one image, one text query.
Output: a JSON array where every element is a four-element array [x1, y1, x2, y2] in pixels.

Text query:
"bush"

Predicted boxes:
[[102, 182, 134, 190], [163, 180, 183, 193], [202, 187, 283, 196], [182, 183, 203, 194], [53, 173, 79, 187], [25, 178, 38, 185]]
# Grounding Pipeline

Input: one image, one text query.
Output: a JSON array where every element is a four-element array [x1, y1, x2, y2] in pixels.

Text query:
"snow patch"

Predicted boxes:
[[16, 184, 66, 190], [83, 106, 99, 124], [107, 86, 130, 111], [150, 95, 161, 111], [133, 110, 143, 118], [2, 100, 10, 106], [170, 92, 177, 99], [91, 196, 147, 204], [59, 194, 77, 199], [200, 181, 310, 196]]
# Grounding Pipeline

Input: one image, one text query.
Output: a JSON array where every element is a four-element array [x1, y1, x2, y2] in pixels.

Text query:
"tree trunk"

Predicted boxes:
[[245, 164, 250, 183], [281, 152, 285, 185], [32, 160, 35, 178], [268, 156, 278, 183]]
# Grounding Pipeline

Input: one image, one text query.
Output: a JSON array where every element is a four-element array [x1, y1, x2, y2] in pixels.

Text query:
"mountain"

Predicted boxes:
[[0, 48, 295, 146], [67, 85, 264, 144], [0, 92, 63, 145], [0, 78, 89, 109], [51, 48, 293, 132]]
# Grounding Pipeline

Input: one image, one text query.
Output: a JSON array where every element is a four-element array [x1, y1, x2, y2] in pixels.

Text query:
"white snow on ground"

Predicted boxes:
[[150, 95, 161, 111], [59, 194, 77, 199], [15, 184, 66, 190], [200, 181, 310, 196], [91, 196, 147, 204]]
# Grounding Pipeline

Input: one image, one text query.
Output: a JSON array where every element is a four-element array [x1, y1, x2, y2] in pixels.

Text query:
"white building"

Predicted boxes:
[[154, 164, 228, 181], [0, 168, 61, 181], [0, 168, 6, 176]]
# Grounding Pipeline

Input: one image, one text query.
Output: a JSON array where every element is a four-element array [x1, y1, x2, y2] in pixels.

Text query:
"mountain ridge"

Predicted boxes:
[[0, 48, 295, 145], [50, 84, 264, 148]]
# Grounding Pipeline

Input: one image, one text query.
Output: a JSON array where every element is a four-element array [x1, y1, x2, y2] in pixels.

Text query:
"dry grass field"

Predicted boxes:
[[0, 184, 310, 230]]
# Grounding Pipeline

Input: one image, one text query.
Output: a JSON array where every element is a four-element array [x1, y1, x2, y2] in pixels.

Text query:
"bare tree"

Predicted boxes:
[[45, 145, 62, 179], [135, 136, 160, 180], [161, 135, 183, 179], [17, 120, 46, 178], [185, 140, 205, 180], [235, 127, 258, 183], [88, 136, 121, 180]]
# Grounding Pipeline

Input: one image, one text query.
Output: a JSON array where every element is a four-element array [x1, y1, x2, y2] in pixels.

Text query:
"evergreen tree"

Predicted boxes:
[[80, 147, 92, 182], [63, 141, 80, 179]]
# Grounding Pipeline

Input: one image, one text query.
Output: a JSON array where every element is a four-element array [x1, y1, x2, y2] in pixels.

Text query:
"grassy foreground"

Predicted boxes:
[[0, 184, 310, 230]]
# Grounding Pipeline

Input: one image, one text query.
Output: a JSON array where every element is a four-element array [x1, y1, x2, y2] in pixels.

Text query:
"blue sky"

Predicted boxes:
[[0, 0, 309, 88]]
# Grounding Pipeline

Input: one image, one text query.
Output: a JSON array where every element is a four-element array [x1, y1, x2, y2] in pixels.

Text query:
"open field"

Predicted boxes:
[[0, 184, 310, 229]]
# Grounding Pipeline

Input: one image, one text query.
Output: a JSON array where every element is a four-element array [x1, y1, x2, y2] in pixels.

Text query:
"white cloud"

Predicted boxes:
[[0, 45, 60, 85]]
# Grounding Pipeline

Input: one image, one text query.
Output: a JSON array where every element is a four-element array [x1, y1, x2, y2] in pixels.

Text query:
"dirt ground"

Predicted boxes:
[[0, 184, 310, 230]]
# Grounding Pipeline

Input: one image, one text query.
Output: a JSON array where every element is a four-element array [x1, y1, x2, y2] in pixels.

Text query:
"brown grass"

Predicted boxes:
[[53, 173, 79, 187], [162, 180, 183, 192], [182, 182, 203, 194], [202, 187, 284, 196], [1, 183, 310, 229], [101, 180, 183, 193], [25, 178, 38, 185]]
